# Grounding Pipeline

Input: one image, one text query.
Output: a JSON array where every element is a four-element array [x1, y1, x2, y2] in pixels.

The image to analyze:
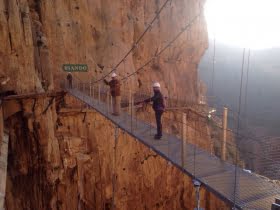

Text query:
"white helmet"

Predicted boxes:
[[111, 73, 117, 78], [153, 82, 160, 88]]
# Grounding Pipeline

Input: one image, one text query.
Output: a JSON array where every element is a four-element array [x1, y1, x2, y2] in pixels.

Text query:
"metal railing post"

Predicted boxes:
[[135, 104, 138, 129], [131, 91, 135, 116], [107, 91, 110, 114], [89, 82, 92, 97], [233, 148, 239, 210], [129, 89, 132, 115], [91, 83, 95, 105], [181, 113, 187, 167], [167, 113, 170, 158], [98, 84, 101, 105], [123, 83, 126, 122], [129, 89, 133, 132], [149, 110, 152, 136], [124, 94, 127, 123], [110, 95, 113, 113], [150, 87, 153, 136], [92, 84, 95, 101]]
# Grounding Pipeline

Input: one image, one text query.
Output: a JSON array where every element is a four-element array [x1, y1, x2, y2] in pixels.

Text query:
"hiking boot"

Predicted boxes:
[[154, 134, 162, 140]]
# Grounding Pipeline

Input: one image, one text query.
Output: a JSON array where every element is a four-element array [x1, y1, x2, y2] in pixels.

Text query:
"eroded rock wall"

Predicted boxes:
[[0, 0, 44, 93], [0, 0, 207, 103], [0, 0, 215, 209], [3, 95, 229, 210], [4, 96, 60, 209]]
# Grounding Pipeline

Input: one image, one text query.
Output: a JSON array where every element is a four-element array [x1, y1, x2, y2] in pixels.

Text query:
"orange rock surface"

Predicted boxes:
[[3, 95, 230, 210]]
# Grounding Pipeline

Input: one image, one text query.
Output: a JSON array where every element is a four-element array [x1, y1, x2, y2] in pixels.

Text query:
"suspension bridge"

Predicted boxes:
[[0, 0, 279, 208], [63, 78, 280, 210]]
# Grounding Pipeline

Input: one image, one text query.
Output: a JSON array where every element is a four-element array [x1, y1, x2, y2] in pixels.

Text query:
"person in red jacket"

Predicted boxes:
[[144, 82, 165, 139], [104, 73, 121, 116]]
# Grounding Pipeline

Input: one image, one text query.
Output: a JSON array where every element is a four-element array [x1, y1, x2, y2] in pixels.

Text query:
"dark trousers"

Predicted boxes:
[[68, 80, 72, 88], [155, 110, 163, 136]]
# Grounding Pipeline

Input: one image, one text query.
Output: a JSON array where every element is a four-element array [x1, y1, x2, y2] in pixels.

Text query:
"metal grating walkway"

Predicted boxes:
[[67, 88, 280, 210]]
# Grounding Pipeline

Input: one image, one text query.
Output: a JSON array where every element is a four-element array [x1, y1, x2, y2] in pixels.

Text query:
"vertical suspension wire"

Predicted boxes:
[[122, 60, 128, 122], [233, 48, 246, 209], [210, 37, 216, 96], [243, 49, 251, 127], [93, 0, 172, 84], [168, 27, 172, 108], [112, 126, 118, 210]]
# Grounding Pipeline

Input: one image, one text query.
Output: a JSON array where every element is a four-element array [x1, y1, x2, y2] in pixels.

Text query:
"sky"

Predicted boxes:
[[204, 0, 280, 49]]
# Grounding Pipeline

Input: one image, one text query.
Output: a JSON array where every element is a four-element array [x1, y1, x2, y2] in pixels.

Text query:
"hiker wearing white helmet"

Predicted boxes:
[[104, 72, 121, 116], [153, 82, 160, 88], [143, 82, 165, 139]]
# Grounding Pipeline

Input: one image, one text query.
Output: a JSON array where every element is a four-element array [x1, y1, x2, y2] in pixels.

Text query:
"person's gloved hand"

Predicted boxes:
[[135, 101, 143, 105]]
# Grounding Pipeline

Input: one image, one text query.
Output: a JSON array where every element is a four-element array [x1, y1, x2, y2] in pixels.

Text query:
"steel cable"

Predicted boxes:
[[121, 11, 203, 81], [93, 0, 172, 83]]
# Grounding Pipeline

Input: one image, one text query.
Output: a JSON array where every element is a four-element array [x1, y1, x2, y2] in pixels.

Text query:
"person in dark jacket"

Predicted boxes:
[[104, 73, 121, 116], [67, 73, 73, 88], [144, 82, 165, 139]]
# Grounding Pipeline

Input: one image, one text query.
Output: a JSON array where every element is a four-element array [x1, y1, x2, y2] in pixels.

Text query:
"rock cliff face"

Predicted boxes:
[[3, 95, 229, 210], [0, 0, 207, 103], [0, 0, 214, 209]]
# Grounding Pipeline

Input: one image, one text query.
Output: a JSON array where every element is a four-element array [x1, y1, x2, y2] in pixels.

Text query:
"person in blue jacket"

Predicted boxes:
[[144, 82, 165, 139]]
